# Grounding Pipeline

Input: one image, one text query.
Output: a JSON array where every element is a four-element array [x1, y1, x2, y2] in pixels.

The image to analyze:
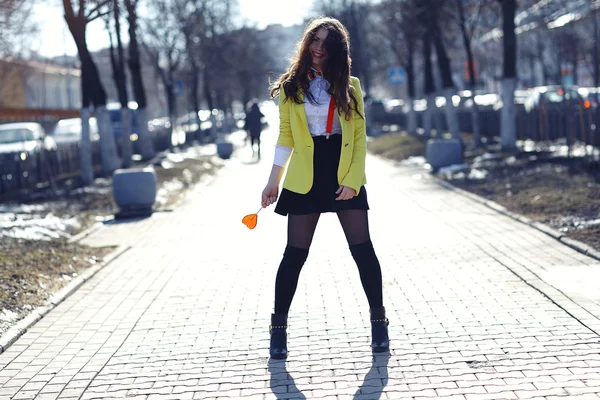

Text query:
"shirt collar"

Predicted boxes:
[[307, 68, 324, 82]]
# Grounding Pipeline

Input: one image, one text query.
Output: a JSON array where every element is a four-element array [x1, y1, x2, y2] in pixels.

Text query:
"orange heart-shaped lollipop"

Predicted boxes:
[[242, 207, 262, 230]]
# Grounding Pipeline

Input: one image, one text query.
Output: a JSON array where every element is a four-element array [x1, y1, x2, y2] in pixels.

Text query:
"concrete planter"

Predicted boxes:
[[217, 140, 234, 159], [426, 138, 463, 171], [112, 167, 157, 218]]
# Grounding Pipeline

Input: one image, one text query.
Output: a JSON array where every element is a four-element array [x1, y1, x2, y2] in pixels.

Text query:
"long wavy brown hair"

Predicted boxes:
[[269, 17, 363, 120]]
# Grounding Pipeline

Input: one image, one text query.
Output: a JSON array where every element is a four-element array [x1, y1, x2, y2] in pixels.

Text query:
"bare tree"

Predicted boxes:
[[0, 0, 37, 57], [592, 0, 599, 88], [498, 0, 517, 151], [178, 0, 207, 136], [0, 0, 38, 109], [422, 26, 436, 137], [553, 27, 582, 86], [63, 0, 120, 182], [374, 0, 421, 135], [124, 0, 154, 160], [423, 0, 460, 140], [225, 27, 272, 104], [142, 0, 185, 147], [175, 0, 236, 138], [455, 0, 483, 147], [105, 0, 133, 167]]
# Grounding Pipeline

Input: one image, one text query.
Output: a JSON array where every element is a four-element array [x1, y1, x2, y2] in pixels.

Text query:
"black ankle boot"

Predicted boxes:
[[370, 307, 389, 353], [269, 313, 288, 359]]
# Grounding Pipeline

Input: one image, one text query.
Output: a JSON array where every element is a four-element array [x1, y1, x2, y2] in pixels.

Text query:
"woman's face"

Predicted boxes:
[[309, 27, 329, 71]]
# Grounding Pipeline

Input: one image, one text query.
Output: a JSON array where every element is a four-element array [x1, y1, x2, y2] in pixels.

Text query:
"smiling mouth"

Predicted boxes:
[[312, 51, 324, 58]]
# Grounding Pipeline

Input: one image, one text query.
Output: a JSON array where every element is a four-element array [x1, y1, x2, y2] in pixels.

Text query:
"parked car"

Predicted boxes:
[[576, 87, 598, 108], [50, 117, 100, 145], [176, 111, 212, 143], [0, 122, 56, 159], [523, 85, 583, 112]]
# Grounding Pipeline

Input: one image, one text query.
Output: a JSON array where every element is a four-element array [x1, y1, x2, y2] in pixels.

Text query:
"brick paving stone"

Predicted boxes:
[[2, 127, 600, 399]]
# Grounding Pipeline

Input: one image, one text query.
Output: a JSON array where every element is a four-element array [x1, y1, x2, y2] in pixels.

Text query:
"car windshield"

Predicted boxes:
[[0, 128, 36, 144], [53, 122, 81, 135]]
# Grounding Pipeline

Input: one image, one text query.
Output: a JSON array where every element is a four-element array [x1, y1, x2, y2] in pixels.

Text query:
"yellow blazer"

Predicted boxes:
[[277, 76, 367, 195]]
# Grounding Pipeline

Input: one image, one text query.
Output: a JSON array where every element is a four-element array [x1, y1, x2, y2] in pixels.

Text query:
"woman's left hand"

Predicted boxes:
[[335, 185, 356, 200]]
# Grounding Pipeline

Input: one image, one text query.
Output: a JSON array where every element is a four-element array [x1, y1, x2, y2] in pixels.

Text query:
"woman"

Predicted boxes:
[[262, 17, 389, 359]]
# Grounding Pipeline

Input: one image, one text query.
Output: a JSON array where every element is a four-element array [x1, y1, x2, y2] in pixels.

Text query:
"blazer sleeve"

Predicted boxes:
[[340, 77, 367, 194], [276, 86, 295, 148]]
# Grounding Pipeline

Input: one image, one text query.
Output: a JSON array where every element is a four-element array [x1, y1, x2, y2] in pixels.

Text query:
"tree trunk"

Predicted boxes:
[[423, 31, 435, 137], [64, 10, 120, 174], [203, 68, 214, 111], [432, 19, 459, 139], [572, 45, 578, 86], [165, 80, 177, 149], [125, 0, 154, 160], [107, 17, 132, 167], [501, 0, 517, 151], [407, 36, 417, 136], [594, 1, 599, 88], [120, 107, 133, 165], [190, 62, 201, 140], [113, 0, 132, 167], [457, 0, 481, 147], [348, 4, 370, 94], [535, 32, 547, 84], [529, 56, 535, 86], [501, 77, 517, 149], [79, 107, 94, 184]]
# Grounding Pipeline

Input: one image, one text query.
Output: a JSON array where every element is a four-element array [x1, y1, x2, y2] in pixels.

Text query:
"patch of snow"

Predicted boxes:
[[0, 309, 19, 322], [400, 156, 427, 166], [468, 168, 489, 180]]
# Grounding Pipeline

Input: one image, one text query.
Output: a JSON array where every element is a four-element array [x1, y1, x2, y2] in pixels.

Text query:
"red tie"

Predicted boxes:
[[326, 96, 336, 138]]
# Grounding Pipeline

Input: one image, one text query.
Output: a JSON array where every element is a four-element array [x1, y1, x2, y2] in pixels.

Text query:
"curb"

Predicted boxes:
[[431, 172, 600, 262], [67, 221, 105, 244], [0, 245, 130, 355]]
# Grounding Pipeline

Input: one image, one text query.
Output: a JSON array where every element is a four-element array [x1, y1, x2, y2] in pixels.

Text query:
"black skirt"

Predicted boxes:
[[275, 134, 369, 216]]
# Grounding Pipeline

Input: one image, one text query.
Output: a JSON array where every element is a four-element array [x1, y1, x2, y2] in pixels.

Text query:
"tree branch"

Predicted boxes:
[[86, 0, 110, 20], [88, 8, 111, 22]]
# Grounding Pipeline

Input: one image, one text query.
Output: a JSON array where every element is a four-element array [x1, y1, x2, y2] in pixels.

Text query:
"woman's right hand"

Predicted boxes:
[[262, 183, 279, 208]]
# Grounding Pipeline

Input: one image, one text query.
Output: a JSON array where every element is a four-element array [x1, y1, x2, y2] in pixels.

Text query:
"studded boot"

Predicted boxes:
[[370, 307, 389, 352], [269, 313, 288, 359]]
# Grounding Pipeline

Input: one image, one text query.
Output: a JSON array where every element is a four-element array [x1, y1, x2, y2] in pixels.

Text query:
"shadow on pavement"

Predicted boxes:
[[353, 352, 390, 399], [268, 359, 307, 399], [103, 215, 152, 225]]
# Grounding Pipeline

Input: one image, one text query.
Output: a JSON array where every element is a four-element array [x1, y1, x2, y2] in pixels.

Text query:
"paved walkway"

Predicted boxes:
[[2, 108, 600, 399]]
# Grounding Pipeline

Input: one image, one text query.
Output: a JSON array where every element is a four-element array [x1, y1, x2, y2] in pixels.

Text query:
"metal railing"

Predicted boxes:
[[0, 129, 173, 198], [372, 105, 600, 147]]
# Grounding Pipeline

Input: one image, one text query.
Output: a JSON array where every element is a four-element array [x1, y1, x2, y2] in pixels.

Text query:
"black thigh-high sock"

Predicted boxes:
[[349, 240, 383, 309], [274, 246, 309, 314]]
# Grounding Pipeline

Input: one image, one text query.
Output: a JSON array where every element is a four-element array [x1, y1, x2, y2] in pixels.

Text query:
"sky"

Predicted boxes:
[[31, 0, 315, 58]]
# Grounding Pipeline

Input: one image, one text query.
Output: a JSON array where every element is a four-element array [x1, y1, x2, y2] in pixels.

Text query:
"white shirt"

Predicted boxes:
[[273, 73, 342, 167]]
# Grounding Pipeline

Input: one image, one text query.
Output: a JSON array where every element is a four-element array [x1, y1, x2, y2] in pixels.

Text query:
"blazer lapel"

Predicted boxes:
[[297, 91, 309, 130]]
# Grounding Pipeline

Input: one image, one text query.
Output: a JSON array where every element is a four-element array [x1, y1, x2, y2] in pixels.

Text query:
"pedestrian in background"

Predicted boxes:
[[261, 16, 389, 359], [245, 100, 264, 160]]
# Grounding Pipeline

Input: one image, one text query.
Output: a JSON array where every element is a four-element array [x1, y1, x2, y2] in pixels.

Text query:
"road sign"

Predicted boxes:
[[388, 67, 406, 85]]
